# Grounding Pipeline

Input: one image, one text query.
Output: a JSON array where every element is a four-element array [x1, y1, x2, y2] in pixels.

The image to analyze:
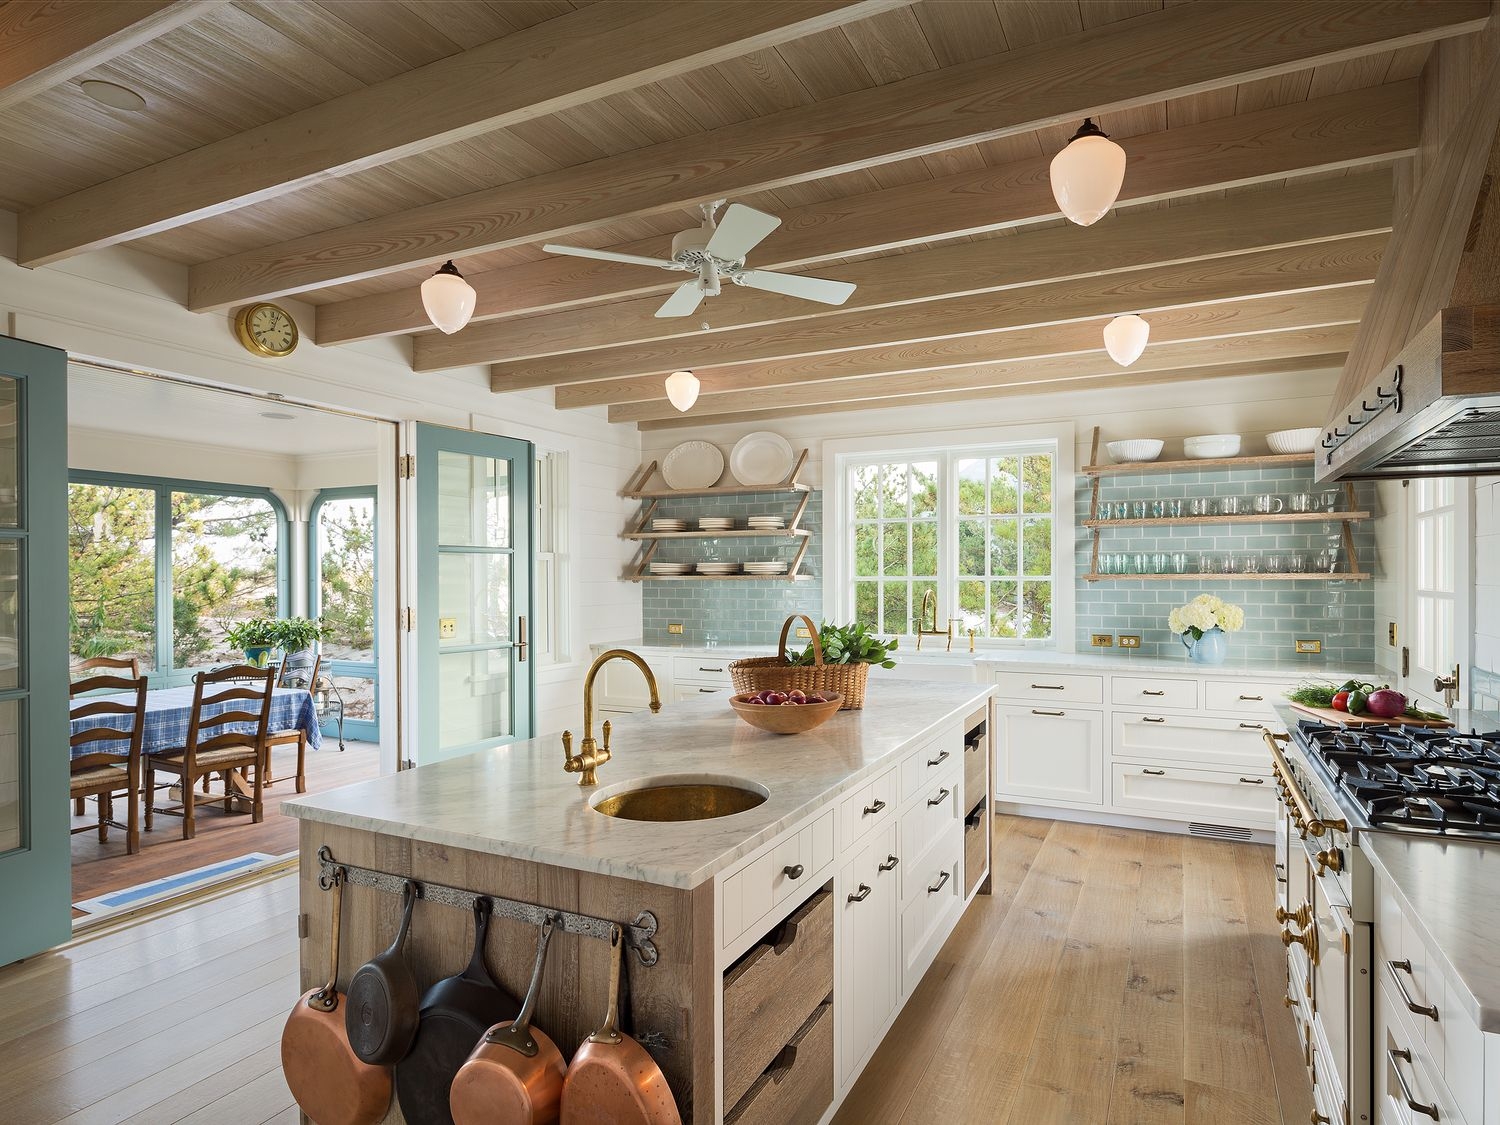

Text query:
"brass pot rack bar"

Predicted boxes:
[[316, 845, 661, 966]]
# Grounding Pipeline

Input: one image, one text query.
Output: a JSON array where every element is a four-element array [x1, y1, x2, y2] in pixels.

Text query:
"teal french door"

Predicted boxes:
[[414, 424, 533, 763], [0, 336, 69, 966]]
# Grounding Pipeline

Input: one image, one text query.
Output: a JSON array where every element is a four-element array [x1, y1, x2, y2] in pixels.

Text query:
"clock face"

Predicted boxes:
[[237, 303, 298, 357]]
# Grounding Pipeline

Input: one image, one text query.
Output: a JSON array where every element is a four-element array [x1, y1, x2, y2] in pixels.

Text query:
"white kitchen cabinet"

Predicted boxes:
[[836, 822, 899, 1084], [994, 703, 1104, 806], [1110, 762, 1275, 827], [1112, 711, 1274, 772]]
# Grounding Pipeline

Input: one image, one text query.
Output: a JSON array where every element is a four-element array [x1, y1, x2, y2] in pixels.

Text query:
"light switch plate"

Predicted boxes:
[[667, 623, 684, 635], [438, 617, 457, 640], [1117, 634, 1141, 648], [1091, 633, 1114, 648], [1388, 622, 1397, 647], [1295, 638, 1323, 654]]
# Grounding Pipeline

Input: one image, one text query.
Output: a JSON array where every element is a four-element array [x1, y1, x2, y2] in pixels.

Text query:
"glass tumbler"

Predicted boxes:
[[1189, 497, 1216, 517], [1171, 552, 1190, 574], [1151, 552, 1169, 574]]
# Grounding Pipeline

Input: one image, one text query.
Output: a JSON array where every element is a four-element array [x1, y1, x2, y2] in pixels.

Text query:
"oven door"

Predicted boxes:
[[1305, 844, 1372, 1125]]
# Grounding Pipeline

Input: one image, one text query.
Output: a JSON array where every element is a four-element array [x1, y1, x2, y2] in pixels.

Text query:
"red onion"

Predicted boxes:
[[1366, 688, 1407, 719]]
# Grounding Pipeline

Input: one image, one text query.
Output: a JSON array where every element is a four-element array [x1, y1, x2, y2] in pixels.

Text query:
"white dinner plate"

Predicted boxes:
[[729, 431, 794, 487], [661, 441, 724, 490]]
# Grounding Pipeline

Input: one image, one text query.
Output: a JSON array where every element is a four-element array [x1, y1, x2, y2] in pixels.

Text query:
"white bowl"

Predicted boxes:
[[1106, 439, 1164, 463], [1265, 427, 1320, 455], [1183, 434, 1241, 459]]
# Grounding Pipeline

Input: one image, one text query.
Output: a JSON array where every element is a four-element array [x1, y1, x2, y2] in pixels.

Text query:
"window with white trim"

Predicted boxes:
[[844, 445, 1057, 641]]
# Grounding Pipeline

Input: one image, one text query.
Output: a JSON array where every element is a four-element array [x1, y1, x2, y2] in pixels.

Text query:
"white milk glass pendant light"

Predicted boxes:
[[1050, 118, 1127, 226], [664, 369, 700, 412], [421, 260, 476, 334], [1103, 314, 1150, 366]]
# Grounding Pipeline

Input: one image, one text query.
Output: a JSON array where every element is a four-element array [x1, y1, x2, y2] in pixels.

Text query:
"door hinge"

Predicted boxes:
[[402, 607, 415, 632], [400, 758, 415, 771], [1401, 646, 1410, 678], [398, 453, 415, 479]]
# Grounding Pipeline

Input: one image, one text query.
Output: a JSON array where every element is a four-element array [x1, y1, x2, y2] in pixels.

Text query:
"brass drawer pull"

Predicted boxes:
[[863, 798, 886, 816], [782, 864, 804, 880], [927, 788, 950, 806], [1031, 709, 1065, 717], [926, 870, 951, 895], [927, 749, 951, 766], [1031, 683, 1065, 690], [1388, 1048, 1440, 1119], [1240, 776, 1265, 785], [878, 854, 899, 872], [847, 883, 871, 904], [1143, 768, 1166, 776], [1141, 689, 1166, 696], [1388, 960, 1440, 1021], [1143, 716, 1166, 724]]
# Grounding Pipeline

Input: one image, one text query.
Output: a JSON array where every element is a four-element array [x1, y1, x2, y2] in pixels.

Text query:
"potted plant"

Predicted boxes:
[[225, 617, 280, 667], [273, 616, 322, 659], [1168, 594, 1245, 665]]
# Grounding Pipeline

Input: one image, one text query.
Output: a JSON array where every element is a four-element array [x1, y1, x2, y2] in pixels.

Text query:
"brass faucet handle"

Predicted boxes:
[[601, 719, 612, 758], [562, 729, 577, 772]]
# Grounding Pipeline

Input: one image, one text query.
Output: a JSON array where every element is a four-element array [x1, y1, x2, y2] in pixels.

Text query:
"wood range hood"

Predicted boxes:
[[1319, 35, 1500, 481]]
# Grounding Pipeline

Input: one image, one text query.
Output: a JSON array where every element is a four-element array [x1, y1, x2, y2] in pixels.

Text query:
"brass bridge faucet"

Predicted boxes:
[[563, 648, 661, 786], [915, 589, 953, 651]]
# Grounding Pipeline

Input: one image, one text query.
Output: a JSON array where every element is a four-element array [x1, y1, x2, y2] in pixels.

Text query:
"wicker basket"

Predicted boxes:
[[728, 614, 869, 710]]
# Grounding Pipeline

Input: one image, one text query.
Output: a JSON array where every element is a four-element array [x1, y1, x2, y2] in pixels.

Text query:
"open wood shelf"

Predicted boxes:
[[621, 448, 811, 498], [1083, 572, 1370, 582], [1082, 511, 1369, 529], [626, 573, 815, 582], [623, 528, 812, 540], [1083, 451, 1314, 476]]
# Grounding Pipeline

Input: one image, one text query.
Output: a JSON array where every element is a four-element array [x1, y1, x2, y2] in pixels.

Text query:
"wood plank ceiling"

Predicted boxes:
[[1, 0, 1491, 428]]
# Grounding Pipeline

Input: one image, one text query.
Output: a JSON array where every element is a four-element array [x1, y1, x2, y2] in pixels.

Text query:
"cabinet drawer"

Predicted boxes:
[[1112, 712, 1274, 772], [838, 764, 898, 851], [1111, 675, 1198, 710], [725, 1001, 833, 1125], [1110, 762, 1276, 827], [672, 655, 734, 683], [899, 775, 962, 903], [1203, 679, 1294, 718], [963, 802, 988, 899], [963, 722, 988, 810], [900, 839, 963, 993], [674, 684, 728, 702], [1377, 977, 1467, 1125], [722, 810, 834, 945], [899, 732, 959, 805], [723, 890, 834, 1111], [992, 670, 1103, 705]]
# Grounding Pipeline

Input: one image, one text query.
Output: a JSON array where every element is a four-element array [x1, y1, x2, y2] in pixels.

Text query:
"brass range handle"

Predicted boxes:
[[1264, 730, 1347, 837], [927, 749, 951, 767], [847, 883, 872, 904], [878, 854, 899, 872], [926, 870, 951, 895], [1388, 960, 1440, 1021], [863, 798, 887, 816], [927, 787, 951, 807], [1316, 848, 1343, 875], [1281, 924, 1320, 965], [1276, 903, 1312, 928], [1388, 1048, 1441, 1119]]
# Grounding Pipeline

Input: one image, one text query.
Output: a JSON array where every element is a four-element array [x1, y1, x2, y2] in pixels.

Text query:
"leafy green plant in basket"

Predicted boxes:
[[786, 622, 898, 669], [273, 616, 322, 654], [224, 617, 280, 650]]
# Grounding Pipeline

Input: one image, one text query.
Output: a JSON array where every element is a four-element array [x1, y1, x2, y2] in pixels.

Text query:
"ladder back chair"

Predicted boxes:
[[71, 656, 143, 812], [266, 650, 320, 793], [69, 673, 149, 854], [146, 665, 274, 840]]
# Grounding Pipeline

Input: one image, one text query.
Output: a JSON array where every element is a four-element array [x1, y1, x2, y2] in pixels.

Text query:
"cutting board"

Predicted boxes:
[[1290, 702, 1454, 729]]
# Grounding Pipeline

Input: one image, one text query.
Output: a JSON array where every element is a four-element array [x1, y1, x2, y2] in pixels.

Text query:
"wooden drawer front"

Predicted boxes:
[[838, 764, 898, 851], [992, 670, 1103, 705], [898, 731, 958, 805], [899, 776, 962, 905], [900, 839, 963, 993], [725, 1001, 833, 1125], [672, 655, 733, 683], [963, 723, 988, 810], [1202, 678, 1293, 718], [1110, 675, 1198, 710], [1110, 763, 1276, 827], [1377, 977, 1467, 1125], [722, 811, 834, 945], [1112, 712, 1274, 772], [963, 802, 988, 899], [723, 890, 834, 1111], [995, 705, 1104, 806]]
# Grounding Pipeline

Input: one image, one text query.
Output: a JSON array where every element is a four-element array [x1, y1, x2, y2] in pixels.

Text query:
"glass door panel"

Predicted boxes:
[[311, 489, 378, 743], [1408, 477, 1472, 708]]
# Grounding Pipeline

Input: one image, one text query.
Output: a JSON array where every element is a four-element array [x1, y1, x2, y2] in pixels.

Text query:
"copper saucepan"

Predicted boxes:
[[281, 871, 393, 1125], [560, 924, 681, 1125], [450, 914, 567, 1125]]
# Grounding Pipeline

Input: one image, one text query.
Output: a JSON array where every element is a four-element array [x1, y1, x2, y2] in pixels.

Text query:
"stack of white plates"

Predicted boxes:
[[651, 518, 687, 532], [747, 515, 785, 530], [698, 517, 735, 531], [744, 561, 789, 575], [696, 561, 741, 575], [649, 561, 691, 575]]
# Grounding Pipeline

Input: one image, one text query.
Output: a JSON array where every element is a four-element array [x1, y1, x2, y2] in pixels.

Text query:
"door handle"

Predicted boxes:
[[516, 615, 528, 662]]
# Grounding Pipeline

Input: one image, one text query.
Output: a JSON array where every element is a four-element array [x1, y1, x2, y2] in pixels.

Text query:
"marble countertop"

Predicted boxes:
[[285, 680, 994, 890]]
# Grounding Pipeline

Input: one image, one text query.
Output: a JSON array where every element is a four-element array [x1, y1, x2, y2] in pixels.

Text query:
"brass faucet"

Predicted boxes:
[[563, 648, 661, 786], [916, 589, 952, 651]]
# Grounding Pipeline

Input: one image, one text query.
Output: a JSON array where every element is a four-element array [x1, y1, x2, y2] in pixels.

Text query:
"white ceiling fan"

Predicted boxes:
[[542, 201, 856, 318]]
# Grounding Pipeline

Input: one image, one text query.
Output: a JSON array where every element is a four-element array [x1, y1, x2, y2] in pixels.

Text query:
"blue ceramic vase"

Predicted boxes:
[[1182, 626, 1228, 665]]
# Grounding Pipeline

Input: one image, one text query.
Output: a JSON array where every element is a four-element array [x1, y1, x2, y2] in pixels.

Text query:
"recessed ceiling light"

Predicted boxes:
[[260, 411, 296, 422], [79, 80, 146, 112]]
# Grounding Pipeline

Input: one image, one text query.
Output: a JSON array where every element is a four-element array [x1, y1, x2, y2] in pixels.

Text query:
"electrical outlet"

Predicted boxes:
[[438, 617, 457, 640], [667, 623, 684, 635], [1091, 633, 1114, 648], [1295, 638, 1323, 654], [1117, 634, 1141, 649], [1388, 622, 1398, 647], [795, 627, 811, 639]]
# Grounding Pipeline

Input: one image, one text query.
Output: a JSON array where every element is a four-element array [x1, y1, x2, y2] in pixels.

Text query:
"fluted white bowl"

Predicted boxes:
[[1106, 439, 1164, 463], [1183, 434, 1241, 459], [1265, 427, 1320, 454]]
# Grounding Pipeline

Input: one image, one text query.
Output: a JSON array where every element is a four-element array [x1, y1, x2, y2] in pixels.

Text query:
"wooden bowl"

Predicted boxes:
[[729, 692, 842, 735]]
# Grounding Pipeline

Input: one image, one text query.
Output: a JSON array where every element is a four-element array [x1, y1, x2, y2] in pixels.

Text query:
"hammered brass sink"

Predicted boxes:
[[591, 779, 767, 822]]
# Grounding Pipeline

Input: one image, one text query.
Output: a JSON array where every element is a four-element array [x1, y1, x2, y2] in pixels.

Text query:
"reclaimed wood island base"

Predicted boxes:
[[287, 680, 995, 1124]]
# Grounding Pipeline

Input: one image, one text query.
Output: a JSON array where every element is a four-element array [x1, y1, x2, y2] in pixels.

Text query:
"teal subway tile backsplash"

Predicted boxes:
[[642, 491, 823, 645]]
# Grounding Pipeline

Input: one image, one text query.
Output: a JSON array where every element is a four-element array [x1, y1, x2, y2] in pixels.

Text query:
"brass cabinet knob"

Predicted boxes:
[[1311, 1112, 1331, 1124], [1315, 848, 1343, 875], [1282, 995, 1297, 1008], [1275, 904, 1312, 928], [1281, 925, 1320, 965]]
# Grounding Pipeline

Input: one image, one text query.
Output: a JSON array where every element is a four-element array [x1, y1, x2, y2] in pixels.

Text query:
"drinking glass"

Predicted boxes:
[[1320, 489, 1342, 512], [1287, 552, 1309, 574], [1252, 494, 1284, 514], [1265, 554, 1285, 573], [1219, 496, 1244, 516], [1200, 554, 1221, 574], [1149, 500, 1167, 520], [1151, 552, 1169, 574], [1221, 554, 1240, 574], [1242, 554, 1262, 574], [1288, 492, 1315, 513], [1130, 500, 1148, 520], [1132, 552, 1148, 575], [1189, 497, 1216, 517], [1171, 552, 1190, 574]]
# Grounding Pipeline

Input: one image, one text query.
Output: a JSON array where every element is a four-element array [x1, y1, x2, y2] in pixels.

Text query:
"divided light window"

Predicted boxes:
[[848, 448, 1056, 641]]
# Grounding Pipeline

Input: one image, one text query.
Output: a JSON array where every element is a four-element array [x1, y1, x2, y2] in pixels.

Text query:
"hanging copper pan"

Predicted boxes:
[[450, 915, 567, 1125], [560, 924, 681, 1125], [281, 871, 393, 1125]]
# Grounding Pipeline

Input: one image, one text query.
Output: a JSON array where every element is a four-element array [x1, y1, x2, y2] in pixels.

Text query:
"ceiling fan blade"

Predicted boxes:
[[655, 281, 706, 318], [542, 243, 678, 270], [737, 269, 856, 306], [704, 204, 781, 262]]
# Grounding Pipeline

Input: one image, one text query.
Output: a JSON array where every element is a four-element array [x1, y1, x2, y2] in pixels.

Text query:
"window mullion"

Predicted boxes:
[[155, 484, 173, 678]]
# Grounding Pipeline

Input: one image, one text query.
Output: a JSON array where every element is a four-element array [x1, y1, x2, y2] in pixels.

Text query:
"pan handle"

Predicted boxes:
[[586, 923, 626, 1046], [308, 870, 343, 1013], [485, 914, 558, 1056], [462, 896, 493, 983]]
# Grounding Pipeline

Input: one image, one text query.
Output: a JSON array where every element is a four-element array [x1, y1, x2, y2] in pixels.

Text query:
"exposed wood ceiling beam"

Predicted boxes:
[[616, 324, 1358, 425], [635, 354, 1347, 430], [16, 1, 899, 267], [185, 0, 1484, 312], [0, 1, 225, 114], [559, 286, 1371, 413], [316, 81, 1417, 345], [488, 229, 1389, 392]]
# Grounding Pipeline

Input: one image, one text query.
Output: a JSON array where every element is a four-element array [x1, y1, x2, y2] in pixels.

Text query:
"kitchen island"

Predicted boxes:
[[285, 677, 994, 1124]]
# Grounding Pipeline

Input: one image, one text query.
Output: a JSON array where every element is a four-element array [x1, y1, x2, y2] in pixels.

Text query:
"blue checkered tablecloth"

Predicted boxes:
[[70, 685, 323, 758]]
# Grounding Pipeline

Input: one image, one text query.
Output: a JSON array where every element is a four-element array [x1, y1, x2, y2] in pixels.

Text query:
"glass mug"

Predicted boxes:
[[1252, 494, 1283, 514], [1287, 492, 1315, 513], [1162, 498, 1184, 518], [1188, 497, 1216, 517], [1241, 554, 1262, 574], [1219, 496, 1244, 516]]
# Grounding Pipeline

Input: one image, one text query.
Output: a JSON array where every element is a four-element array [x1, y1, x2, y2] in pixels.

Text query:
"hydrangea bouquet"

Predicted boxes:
[[1167, 594, 1245, 638]]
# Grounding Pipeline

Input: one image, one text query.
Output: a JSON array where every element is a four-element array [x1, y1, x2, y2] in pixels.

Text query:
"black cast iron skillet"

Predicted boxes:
[[346, 879, 421, 1065], [395, 896, 522, 1125]]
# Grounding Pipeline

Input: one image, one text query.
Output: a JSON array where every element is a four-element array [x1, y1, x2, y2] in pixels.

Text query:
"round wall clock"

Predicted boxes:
[[234, 302, 299, 358]]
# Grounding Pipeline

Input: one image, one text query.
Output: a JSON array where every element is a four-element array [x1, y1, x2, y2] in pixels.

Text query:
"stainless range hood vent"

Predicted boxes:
[[1379, 407, 1500, 470]]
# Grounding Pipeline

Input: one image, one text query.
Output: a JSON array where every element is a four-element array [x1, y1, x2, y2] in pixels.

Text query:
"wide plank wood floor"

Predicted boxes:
[[0, 815, 1312, 1124]]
